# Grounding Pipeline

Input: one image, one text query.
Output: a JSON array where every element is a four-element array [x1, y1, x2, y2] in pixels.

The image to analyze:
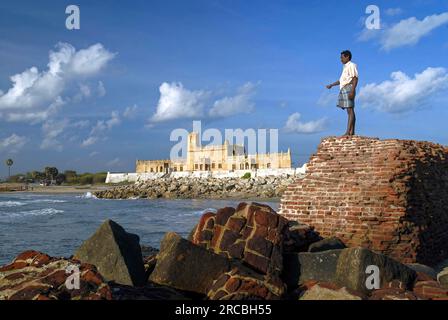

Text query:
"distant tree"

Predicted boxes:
[[30, 171, 45, 181], [79, 174, 93, 185], [5, 159, 13, 178], [92, 172, 107, 184], [64, 170, 78, 184], [44, 167, 59, 182], [55, 173, 66, 185]]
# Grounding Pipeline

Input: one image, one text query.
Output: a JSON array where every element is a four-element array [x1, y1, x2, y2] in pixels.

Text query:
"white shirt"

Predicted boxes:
[[339, 61, 358, 89]]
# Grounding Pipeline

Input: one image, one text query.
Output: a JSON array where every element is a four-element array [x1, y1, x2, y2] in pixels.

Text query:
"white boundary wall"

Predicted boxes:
[[106, 163, 308, 184]]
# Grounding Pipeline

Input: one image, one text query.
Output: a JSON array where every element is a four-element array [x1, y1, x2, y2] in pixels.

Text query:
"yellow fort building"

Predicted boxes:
[[136, 132, 292, 174]]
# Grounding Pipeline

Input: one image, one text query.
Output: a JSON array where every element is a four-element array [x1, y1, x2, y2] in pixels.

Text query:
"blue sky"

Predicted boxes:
[[0, 0, 447, 176]]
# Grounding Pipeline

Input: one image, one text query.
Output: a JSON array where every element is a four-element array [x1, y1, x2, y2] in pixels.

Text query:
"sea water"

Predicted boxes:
[[0, 192, 279, 265]]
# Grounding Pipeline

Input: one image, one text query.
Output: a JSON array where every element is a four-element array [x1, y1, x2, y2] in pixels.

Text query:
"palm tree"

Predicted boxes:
[[5, 159, 13, 179]]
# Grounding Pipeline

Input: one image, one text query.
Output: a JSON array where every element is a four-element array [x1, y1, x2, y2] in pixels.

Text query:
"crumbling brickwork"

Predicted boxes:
[[279, 136, 448, 266]]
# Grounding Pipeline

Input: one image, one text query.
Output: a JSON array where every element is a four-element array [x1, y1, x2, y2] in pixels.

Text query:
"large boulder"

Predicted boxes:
[[335, 247, 417, 295], [207, 267, 284, 300], [191, 202, 289, 275], [283, 250, 343, 288], [73, 219, 146, 287], [0, 250, 112, 300], [149, 232, 232, 295], [283, 221, 322, 253]]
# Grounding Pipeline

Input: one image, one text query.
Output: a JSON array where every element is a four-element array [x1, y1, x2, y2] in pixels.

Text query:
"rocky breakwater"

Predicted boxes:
[[94, 175, 301, 200], [2, 202, 448, 300]]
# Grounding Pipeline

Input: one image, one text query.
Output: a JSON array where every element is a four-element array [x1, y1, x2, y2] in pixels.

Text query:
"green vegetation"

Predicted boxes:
[[2, 167, 108, 186], [5, 159, 13, 178], [241, 172, 251, 179]]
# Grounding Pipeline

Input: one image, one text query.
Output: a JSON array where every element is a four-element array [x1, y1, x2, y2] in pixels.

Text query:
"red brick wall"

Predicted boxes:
[[279, 136, 448, 266]]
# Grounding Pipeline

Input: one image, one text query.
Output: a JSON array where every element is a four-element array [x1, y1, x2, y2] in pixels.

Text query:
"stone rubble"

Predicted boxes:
[[94, 175, 302, 200], [2, 202, 448, 300]]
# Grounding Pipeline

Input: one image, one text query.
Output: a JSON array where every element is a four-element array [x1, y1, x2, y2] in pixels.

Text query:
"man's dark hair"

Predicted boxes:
[[341, 50, 352, 60]]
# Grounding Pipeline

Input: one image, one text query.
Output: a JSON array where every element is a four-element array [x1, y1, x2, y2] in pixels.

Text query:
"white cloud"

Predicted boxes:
[[385, 8, 403, 16], [89, 151, 99, 157], [359, 12, 448, 50], [97, 81, 106, 97], [3, 97, 64, 124], [208, 82, 257, 118], [0, 42, 115, 123], [382, 12, 448, 50], [0, 134, 28, 153], [284, 113, 327, 134], [90, 111, 120, 135], [72, 120, 90, 128], [81, 136, 98, 147], [82, 111, 121, 147], [66, 43, 116, 76], [149, 82, 260, 123], [358, 67, 448, 113], [40, 119, 70, 151], [150, 82, 208, 122], [79, 84, 91, 98], [123, 104, 138, 119]]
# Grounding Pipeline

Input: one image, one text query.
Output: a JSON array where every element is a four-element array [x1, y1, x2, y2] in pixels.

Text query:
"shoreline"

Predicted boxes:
[[0, 185, 281, 202], [0, 185, 113, 194]]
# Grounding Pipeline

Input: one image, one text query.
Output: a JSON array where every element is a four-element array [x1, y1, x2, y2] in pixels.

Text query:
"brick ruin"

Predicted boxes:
[[279, 136, 448, 266]]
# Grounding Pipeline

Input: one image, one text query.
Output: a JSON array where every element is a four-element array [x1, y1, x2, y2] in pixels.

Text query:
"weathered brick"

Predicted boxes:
[[279, 136, 448, 266]]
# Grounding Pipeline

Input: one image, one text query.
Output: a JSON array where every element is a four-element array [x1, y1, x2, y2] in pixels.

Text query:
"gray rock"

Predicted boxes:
[[74, 219, 146, 286], [308, 237, 346, 253], [283, 250, 343, 288], [149, 232, 231, 295], [335, 247, 416, 295]]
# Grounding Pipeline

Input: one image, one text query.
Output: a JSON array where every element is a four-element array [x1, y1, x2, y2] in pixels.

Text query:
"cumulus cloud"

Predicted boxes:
[[150, 82, 208, 122], [382, 12, 448, 50], [149, 82, 259, 123], [123, 104, 138, 119], [284, 113, 327, 134], [359, 12, 448, 50], [358, 67, 448, 113], [0, 134, 28, 153], [0, 42, 115, 123], [208, 82, 257, 118]]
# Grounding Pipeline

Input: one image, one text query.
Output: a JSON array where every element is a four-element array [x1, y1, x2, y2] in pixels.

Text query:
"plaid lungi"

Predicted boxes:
[[337, 84, 355, 109]]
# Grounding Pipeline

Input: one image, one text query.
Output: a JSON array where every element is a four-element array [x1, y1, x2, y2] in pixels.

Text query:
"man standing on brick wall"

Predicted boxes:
[[326, 50, 359, 136]]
